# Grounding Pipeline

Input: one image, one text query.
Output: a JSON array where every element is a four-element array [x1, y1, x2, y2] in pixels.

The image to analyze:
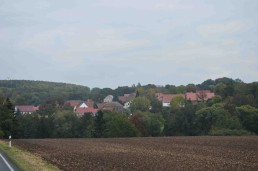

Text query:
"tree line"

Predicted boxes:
[[0, 77, 258, 138]]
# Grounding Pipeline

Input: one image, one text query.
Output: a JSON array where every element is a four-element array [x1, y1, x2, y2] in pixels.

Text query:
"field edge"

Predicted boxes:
[[0, 140, 60, 171]]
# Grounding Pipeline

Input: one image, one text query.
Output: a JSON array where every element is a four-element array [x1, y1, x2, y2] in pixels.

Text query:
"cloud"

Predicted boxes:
[[93, 0, 192, 11], [198, 21, 246, 38], [17, 26, 151, 67], [153, 2, 192, 10], [66, 28, 151, 53]]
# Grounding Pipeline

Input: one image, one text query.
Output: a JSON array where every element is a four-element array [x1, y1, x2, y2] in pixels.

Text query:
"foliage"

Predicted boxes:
[[79, 113, 95, 138], [93, 111, 106, 138], [0, 97, 14, 138], [1, 77, 258, 138], [103, 111, 139, 137], [52, 110, 80, 138], [0, 80, 90, 105], [236, 105, 258, 134], [129, 111, 164, 136], [170, 96, 185, 112], [130, 97, 151, 113], [196, 104, 243, 135], [164, 103, 197, 136], [0, 129, 4, 138]]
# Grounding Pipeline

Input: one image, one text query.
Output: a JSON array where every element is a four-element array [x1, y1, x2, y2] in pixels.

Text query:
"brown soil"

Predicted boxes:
[[13, 136, 258, 171]]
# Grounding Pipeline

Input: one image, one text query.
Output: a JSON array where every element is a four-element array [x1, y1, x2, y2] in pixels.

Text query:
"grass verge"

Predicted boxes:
[[0, 140, 60, 171]]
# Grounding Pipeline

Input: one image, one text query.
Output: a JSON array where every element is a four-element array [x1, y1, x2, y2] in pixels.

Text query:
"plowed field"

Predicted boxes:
[[14, 136, 258, 171]]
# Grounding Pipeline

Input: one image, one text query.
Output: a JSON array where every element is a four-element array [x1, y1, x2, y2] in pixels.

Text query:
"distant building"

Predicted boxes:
[[75, 107, 99, 117], [156, 90, 215, 107], [185, 90, 215, 102], [156, 93, 184, 107], [65, 99, 95, 111], [103, 95, 113, 102], [97, 102, 124, 112], [15, 105, 39, 114], [118, 93, 136, 109]]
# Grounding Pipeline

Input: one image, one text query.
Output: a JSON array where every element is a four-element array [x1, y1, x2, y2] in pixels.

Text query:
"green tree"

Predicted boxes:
[[237, 105, 258, 134], [93, 111, 106, 138], [14, 113, 40, 138], [52, 110, 80, 138], [129, 112, 150, 136], [176, 85, 186, 94], [196, 104, 243, 135], [0, 97, 14, 138], [170, 96, 185, 112], [130, 97, 151, 113], [79, 113, 94, 138], [148, 113, 164, 136], [129, 111, 164, 137], [164, 103, 197, 136], [186, 84, 197, 92], [103, 111, 139, 137]]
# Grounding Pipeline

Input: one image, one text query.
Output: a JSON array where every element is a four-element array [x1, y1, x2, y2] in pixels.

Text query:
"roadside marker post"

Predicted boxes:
[[9, 135, 11, 148]]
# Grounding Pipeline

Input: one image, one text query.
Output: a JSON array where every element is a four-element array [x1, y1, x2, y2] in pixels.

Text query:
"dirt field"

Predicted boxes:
[[13, 136, 258, 171]]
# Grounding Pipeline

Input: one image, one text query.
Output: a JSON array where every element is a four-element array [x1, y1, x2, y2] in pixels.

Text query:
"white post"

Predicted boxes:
[[9, 135, 11, 148]]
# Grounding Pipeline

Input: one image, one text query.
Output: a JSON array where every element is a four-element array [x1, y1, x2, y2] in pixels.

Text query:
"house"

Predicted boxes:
[[156, 93, 185, 107], [65, 100, 84, 111], [185, 90, 215, 102], [15, 105, 39, 114], [103, 95, 113, 102], [97, 102, 124, 112], [156, 90, 215, 107], [118, 93, 136, 109], [65, 99, 98, 117], [75, 107, 99, 117], [65, 99, 96, 111]]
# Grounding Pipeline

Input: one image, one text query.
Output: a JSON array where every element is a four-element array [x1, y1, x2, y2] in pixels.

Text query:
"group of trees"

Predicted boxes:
[[0, 77, 258, 138]]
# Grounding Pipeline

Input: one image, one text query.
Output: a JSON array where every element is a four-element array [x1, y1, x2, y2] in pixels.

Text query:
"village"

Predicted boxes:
[[15, 90, 215, 116]]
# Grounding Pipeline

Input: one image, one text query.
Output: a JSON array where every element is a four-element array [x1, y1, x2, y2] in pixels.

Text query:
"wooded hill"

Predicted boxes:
[[0, 78, 258, 106]]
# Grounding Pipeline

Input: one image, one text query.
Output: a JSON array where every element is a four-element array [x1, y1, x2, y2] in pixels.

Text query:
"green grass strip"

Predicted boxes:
[[0, 140, 60, 171]]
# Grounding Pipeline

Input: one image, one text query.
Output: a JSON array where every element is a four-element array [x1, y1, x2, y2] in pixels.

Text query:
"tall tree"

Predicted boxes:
[[0, 97, 14, 138], [93, 111, 106, 138]]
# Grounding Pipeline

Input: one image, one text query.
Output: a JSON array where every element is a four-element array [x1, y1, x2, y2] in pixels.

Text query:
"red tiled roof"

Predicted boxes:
[[15, 105, 39, 112], [186, 91, 215, 101], [156, 93, 184, 103], [65, 100, 83, 107], [206, 92, 215, 100], [76, 107, 98, 114], [185, 92, 197, 101]]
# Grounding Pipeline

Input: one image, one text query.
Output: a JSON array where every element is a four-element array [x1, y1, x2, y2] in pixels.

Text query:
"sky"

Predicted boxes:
[[0, 0, 258, 88]]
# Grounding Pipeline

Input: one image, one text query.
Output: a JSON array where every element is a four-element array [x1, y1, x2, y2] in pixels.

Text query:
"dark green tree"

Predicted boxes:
[[103, 111, 139, 137], [0, 97, 14, 138], [93, 111, 106, 138]]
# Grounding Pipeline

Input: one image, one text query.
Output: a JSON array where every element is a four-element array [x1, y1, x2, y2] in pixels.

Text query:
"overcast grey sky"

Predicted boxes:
[[1, 0, 258, 88]]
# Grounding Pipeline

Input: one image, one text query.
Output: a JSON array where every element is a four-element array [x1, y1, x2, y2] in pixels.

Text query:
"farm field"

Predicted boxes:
[[14, 136, 258, 171]]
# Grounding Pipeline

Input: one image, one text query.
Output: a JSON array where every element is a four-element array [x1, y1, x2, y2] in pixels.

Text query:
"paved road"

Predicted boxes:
[[0, 152, 20, 171]]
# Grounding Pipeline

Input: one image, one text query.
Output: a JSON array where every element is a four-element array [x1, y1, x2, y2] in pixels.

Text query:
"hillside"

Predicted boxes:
[[0, 80, 91, 105], [0, 78, 258, 106]]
